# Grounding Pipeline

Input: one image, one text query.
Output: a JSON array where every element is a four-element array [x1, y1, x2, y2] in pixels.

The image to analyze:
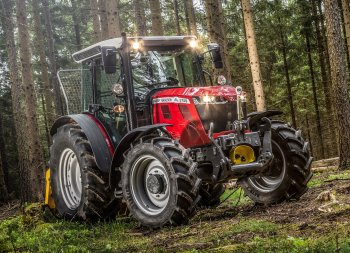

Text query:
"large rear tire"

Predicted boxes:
[[121, 137, 201, 228], [239, 121, 313, 204], [50, 124, 121, 220]]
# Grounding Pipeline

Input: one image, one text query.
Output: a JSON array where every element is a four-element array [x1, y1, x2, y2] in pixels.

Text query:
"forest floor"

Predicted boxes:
[[1, 168, 350, 252]]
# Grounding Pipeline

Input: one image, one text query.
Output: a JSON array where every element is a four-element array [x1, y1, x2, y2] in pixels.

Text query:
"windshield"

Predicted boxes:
[[131, 49, 200, 90]]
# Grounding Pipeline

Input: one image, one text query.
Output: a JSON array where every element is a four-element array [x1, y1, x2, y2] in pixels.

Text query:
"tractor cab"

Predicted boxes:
[[60, 34, 234, 147]]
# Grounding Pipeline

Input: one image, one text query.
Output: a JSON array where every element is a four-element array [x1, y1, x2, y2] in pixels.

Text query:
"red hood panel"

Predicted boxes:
[[152, 85, 237, 102]]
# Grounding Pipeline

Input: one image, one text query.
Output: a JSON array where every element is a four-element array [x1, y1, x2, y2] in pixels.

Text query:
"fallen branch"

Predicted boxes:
[[324, 178, 350, 183]]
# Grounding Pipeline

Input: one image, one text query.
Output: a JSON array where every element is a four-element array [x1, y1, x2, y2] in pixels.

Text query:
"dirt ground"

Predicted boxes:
[[1, 168, 350, 252], [135, 168, 350, 252]]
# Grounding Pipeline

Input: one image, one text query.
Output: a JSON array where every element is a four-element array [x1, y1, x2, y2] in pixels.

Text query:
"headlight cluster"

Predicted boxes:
[[193, 96, 227, 105]]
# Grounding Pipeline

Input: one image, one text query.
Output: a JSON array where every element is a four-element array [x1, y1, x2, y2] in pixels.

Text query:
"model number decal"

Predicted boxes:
[[152, 97, 190, 104]]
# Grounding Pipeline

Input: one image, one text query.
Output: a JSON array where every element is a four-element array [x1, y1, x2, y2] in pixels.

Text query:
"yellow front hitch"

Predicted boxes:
[[230, 145, 256, 165], [45, 168, 56, 209]]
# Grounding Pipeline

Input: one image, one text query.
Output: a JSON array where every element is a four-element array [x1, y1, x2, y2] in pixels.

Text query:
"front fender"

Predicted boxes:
[[247, 110, 283, 127], [110, 124, 171, 170]]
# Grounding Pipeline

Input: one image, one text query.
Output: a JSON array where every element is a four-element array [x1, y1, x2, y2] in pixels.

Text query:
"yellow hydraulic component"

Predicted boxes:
[[45, 168, 56, 209], [230, 145, 255, 165]]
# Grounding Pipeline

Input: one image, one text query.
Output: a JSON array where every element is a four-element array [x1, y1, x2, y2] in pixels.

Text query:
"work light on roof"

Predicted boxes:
[[189, 39, 198, 49]]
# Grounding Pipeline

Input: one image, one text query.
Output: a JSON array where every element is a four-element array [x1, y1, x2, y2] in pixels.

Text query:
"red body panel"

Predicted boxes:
[[152, 85, 237, 148]]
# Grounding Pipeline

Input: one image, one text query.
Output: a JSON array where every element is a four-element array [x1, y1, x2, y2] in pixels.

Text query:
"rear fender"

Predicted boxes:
[[50, 114, 114, 173]]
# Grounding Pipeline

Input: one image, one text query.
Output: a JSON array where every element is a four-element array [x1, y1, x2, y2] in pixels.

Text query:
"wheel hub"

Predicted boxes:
[[58, 148, 82, 210], [248, 140, 286, 193], [130, 155, 170, 216], [146, 174, 166, 194]]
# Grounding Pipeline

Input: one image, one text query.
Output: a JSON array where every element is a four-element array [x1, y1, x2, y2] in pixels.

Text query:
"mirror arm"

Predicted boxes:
[[202, 71, 213, 86]]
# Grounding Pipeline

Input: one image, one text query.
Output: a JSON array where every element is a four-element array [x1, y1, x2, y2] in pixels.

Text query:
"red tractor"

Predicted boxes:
[[46, 34, 313, 228]]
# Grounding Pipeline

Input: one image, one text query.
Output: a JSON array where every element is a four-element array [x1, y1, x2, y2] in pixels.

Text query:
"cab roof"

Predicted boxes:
[[72, 35, 196, 63]]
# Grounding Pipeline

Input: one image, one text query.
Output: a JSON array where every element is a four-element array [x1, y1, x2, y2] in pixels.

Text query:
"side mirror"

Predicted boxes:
[[102, 46, 117, 74], [208, 43, 223, 69]]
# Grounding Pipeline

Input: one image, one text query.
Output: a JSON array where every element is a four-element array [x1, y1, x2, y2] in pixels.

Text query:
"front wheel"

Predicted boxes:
[[50, 124, 121, 220], [239, 121, 313, 204], [121, 137, 201, 228]]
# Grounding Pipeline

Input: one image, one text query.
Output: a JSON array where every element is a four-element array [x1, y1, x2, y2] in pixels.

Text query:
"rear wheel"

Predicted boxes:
[[121, 137, 201, 228], [50, 124, 121, 220], [239, 121, 313, 204]]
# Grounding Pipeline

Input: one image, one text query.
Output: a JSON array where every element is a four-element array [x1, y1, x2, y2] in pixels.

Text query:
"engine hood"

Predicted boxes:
[[152, 85, 238, 102]]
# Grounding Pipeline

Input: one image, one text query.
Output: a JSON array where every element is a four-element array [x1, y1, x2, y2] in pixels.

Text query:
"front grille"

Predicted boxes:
[[195, 102, 237, 132]]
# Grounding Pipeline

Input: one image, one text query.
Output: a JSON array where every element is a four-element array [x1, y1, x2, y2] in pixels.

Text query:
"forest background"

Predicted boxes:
[[0, 0, 350, 204]]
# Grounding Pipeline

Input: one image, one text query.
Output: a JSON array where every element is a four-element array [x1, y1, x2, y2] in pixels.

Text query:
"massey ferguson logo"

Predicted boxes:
[[152, 97, 190, 104]]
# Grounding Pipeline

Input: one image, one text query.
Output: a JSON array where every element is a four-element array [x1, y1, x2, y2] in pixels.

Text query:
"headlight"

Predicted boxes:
[[203, 95, 216, 103], [112, 83, 123, 95], [113, 105, 125, 113], [193, 96, 227, 104]]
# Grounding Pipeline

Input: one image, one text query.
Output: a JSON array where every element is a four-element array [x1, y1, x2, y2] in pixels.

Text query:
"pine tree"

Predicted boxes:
[[324, 0, 350, 169], [134, 0, 147, 36], [16, 0, 44, 201], [99, 0, 109, 39], [32, 0, 55, 128], [149, 0, 164, 36], [0, 0, 28, 201], [241, 0, 266, 111], [42, 0, 64, 116], [71, 0, 82, 50], [0, 112, 8, 202], [106, 0, 122, 38], [90, 0, 101, 42], [184, 0, 197, 36], [204, 0, 231, 82]]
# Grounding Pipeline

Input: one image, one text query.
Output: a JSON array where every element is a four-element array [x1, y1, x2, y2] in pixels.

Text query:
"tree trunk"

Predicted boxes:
[[16, 0, 45, 202], [41, 92, 51, 152], [0, 155, 8, 202], [339, 0, 350, 71], [105, 0, 121, 38], [1, 0, 28, 202], [134, 0, 147, 36], [324, 0, 350, 170], [312, 0, 336, 157], [184, 1, 191, 34], [241, 0, 266, 111], [303, 101, 313, 156], [204, 0, 231, 82], [278, 19, 297, 128], [173, 0, 181, 35], [184, 0, 197, 36], [0, 106, 9, 189], [42, 0, 64, 116], [149, 0, 164, 36], [71, 0, 82, 50], [90, 0, 101, 42], [0, 112, 9, 202], [99, 0, 109, 39], [32, 0, 55, 128], [305, 32, 325, 159]]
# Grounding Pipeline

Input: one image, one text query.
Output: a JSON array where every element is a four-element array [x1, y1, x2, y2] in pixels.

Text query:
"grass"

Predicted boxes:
[[2, 170, 350, 252], [307, 170, 350, 188], [1, 207, 350, 253]]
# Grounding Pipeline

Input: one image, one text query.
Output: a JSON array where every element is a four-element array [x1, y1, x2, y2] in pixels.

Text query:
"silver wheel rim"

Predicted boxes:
[[130, 155, 170, 216], [248, 140, 286, 193], [58, 148, 82, 210]]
